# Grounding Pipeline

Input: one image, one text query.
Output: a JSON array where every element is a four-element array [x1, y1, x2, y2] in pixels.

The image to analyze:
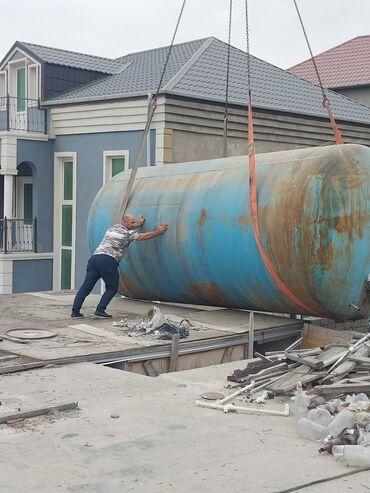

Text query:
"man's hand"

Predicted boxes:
[[136, 216, 145, 227], [158, 224, 168, 234]]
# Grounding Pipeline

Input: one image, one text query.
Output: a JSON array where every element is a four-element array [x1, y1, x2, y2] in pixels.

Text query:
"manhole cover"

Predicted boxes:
[[201, 392, 225, 401], [6, 329, 57, 340]]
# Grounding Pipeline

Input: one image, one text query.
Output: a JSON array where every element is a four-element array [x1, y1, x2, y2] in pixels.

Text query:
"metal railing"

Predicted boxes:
[[0, 217, 37, 253], [0, 96, 47, 133]]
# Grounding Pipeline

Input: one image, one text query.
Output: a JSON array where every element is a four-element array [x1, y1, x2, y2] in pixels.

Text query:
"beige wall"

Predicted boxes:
[[163, 96, 370, 164]]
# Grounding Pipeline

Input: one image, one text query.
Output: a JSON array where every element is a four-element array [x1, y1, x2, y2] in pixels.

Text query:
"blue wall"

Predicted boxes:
[[13, 259, 53, 292], [17, 139, 54, 252], [16, 129, 155, 291], [54, 129, 156, 288]]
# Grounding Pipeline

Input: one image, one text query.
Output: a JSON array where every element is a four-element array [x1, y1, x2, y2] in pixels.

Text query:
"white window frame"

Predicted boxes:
[[53, 152, 77, 290], [0, 71, 6, 98], [103, 150, 129, 184], [27, 64, 39, 103]]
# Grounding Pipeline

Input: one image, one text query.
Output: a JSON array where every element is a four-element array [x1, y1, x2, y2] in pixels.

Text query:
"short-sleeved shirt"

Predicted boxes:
[[94, 224, 139, 263]]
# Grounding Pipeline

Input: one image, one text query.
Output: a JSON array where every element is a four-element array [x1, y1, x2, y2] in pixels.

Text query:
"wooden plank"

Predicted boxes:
[[69, 324, 127, 342], [169, 334, 180, 372], [267, 365, 312, 393], [221, 346, 234, 364], [142, 360, 159, 377], [254, 352, 273, 363], [0, 361, 49, 375], [302, 323, 353, 349], [0, 402, 78, 424], [286, 347, 346, 369], [347, 354, 370, 365], [322, 345, 370, 382], [314, 383, 370, 399], [285, 353, 324, 369]]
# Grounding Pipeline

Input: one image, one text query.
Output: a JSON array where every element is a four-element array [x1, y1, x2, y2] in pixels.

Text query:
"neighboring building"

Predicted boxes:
[[2, 37, 370, 295], [288, 35, 370, 107]]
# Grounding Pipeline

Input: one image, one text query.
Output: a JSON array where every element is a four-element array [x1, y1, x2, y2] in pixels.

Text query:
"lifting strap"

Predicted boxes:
[[119, 0, 187, 216], [292, 0, 344, 145], [245, 0, 318, 314], [223, 0, 233, 158]]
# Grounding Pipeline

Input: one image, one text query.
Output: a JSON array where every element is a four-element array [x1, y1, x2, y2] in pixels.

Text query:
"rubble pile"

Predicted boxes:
[[227, 332, 370, 467], [112, 306, 203, 340]]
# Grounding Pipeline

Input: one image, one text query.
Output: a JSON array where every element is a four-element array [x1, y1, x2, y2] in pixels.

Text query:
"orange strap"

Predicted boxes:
[[247, 99, 318, 314], [322, 96, 344, 145]]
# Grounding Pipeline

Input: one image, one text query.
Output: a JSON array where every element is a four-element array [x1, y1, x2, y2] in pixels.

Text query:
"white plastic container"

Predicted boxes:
[[296, 417, 327, 441], [332, 445, 370, 467], [328, 410, 355, 437], [307, 407, 332, 427], [294, 382, 310, 422]]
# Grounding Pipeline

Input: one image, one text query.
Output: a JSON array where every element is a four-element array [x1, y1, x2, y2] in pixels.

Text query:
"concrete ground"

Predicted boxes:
[[0, 359, 368, 493]]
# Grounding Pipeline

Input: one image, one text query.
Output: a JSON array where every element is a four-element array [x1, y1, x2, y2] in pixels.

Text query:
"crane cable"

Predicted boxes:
[[119, 0, 187, 216], [245, 0, 318, 315], [292, 0, 344, 144], [223, 0, 233, 158]]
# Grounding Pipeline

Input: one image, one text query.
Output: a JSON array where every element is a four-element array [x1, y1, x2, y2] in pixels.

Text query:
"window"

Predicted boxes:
[[16, 67, 26, 112], [103, 150, 129, 184], [61, 161, 73, 289], [53, 153, 77, 291]]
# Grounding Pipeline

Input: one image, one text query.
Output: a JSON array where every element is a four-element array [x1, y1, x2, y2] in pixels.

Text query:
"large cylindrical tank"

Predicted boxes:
[[88, 144, 370, 320]]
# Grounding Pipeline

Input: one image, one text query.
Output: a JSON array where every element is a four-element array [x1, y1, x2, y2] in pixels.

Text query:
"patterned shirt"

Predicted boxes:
[[94, 224, 139, 263]]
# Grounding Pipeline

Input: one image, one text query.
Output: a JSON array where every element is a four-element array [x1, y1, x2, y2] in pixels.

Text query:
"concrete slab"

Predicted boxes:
[[0, 361, 367, 493], [0, 292, 302, 365]]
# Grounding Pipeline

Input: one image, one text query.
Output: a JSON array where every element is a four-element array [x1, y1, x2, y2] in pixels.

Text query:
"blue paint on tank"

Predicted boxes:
[[87, 144, 370, 320]]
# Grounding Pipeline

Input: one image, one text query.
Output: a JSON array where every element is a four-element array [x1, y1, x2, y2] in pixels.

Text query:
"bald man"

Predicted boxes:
[[71, 214, 168, 318]]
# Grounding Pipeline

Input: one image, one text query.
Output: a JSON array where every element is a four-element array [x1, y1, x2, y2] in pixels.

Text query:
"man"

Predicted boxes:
[[71, 214, 168, 318]]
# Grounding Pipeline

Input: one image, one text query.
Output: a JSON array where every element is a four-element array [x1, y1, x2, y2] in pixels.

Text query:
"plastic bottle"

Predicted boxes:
[[332, 445, 370, 467], [328, 410, 355, 437], [307, 407, 332, 427], [357, 430, 370, 446], [353, 393, 369, 403], [293, 382, 310, 421], [296, 417, 327, 441]]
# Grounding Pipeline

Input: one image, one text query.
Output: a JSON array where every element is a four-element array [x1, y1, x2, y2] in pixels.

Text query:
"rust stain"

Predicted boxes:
[[238, 214, 250, 226], [188, 282, 234, 307], [119, 275, 149, 300], [198, 209, 208, 226]]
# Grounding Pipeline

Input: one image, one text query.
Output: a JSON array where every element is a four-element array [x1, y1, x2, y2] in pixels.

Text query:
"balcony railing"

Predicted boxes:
[[0, 96, 47, 134], [0, 217, 37, 253]]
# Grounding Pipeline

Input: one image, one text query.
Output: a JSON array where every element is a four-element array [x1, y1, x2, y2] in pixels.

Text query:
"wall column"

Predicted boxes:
[[0, 135, 17, 218]]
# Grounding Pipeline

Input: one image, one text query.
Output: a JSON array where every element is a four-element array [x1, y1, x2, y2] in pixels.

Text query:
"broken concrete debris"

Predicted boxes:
[[112, 306, 203, 340], [197, 331, 370, 467]]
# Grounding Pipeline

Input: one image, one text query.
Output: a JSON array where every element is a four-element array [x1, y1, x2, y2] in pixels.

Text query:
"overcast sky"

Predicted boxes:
[[0, 0, 369, 69]]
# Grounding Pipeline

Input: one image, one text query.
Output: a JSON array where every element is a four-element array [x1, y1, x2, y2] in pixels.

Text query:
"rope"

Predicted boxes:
[[223, 0, 233, 158], [245, 0, 318, 315], [292, 0, 344, 144], [119, 0, 187, 216]]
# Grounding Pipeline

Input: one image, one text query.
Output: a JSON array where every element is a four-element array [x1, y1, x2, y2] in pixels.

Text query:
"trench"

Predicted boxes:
[[96, 329, 303, 377]]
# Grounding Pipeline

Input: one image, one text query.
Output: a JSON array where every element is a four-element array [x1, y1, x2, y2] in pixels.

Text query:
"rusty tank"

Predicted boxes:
[[87, 144, 370, 320]]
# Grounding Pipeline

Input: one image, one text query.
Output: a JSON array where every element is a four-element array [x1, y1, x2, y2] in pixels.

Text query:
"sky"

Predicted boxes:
[[0, 0, 369, 69]]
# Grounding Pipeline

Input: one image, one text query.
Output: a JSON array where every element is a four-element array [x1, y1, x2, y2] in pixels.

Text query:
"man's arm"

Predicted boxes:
[[136, 224, 168, 241]]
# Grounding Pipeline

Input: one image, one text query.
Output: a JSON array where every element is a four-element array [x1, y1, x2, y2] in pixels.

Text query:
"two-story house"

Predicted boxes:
[[2, 37, 370, 295]]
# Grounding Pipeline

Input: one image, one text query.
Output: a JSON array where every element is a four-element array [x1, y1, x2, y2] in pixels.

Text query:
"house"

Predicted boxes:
[[288, 35, 370, 107], [2, 37, 370, 296]]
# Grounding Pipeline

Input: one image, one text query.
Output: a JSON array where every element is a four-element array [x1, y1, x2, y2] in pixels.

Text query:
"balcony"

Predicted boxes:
[[0, 217, 37, 253], [0, 96, 47, 134]]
